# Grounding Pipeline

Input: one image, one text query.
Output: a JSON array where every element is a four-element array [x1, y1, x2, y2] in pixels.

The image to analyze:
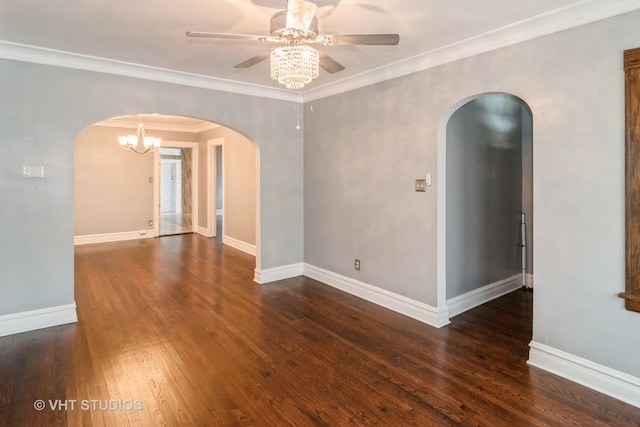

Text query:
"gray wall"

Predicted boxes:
[[446, 94, 524, 299], [0, 60, 303, 317], [304, 10, 640, 377]]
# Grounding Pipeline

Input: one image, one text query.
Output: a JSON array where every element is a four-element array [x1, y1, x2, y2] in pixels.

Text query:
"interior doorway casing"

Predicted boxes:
[[154, 140, 199, 237], [207, 138, 224, 238], [436, 92, 533, 326]]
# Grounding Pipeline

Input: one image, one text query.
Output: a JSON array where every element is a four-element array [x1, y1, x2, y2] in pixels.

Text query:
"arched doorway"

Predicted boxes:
[[437, 93, 533, 320], [73, 114, 259, 269]]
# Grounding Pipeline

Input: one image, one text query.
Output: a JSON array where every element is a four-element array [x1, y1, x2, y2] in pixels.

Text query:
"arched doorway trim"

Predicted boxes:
[[74, 114, 261, 274], [436, 92, 533, 324]]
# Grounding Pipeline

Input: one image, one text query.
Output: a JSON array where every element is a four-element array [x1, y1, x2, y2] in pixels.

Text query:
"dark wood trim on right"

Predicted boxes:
[[622, 47, 640, 312]]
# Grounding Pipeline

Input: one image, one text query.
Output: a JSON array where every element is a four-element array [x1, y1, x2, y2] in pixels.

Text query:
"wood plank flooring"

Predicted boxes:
[[1, 234, 639, 426]]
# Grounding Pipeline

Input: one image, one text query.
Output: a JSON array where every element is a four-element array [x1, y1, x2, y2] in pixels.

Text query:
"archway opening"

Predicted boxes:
[[73, 114, 259, 269], [438, 93, 533, 320]]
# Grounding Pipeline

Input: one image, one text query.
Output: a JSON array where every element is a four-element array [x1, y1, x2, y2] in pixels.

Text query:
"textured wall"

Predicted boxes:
[[0, 61, 302, 317], [304, 10, 640, 377]]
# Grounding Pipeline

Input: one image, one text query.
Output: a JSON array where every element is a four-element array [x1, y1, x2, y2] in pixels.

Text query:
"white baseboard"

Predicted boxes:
[[447, 274, 523, 318], [222, 235, 256, 256], [303, 264, 450, 328], [525, 273, 534, 289], [197, 226, 212, 237], [528, 341, 640, 409], [255, 263, 304, 284], [0, 303, 78, 337], [74, 230, 154, 245]]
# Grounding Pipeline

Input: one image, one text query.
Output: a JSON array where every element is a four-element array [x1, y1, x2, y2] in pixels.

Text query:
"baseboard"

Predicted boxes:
[[254, 263, 304, 284], [222, 235, 256, 256], [197, 226, 212, 237], [74, 230, 155, 245], [526, 273, 534, 289], [0, 303, 78, 337], [447, 274, 522, 318], [303, 264, 450, 328], [528, 341, 640, 409]]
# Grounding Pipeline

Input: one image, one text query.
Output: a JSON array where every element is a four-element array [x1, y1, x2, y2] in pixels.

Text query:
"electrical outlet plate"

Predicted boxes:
[[355, 259, 361, 271], [415, 179, 426, 192]]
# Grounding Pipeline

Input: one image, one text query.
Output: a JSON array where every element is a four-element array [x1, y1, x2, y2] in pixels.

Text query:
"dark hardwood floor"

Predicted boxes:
[[1, 234, 639, 426]]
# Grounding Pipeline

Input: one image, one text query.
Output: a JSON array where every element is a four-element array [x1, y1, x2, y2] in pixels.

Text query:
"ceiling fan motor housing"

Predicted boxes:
[[270, 10, 318, 41]]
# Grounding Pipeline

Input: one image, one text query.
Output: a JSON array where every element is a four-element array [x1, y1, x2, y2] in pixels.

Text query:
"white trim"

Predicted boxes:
[[0, 41, 301, 102], [303, 264, 450, 328], [526, 273, 535, 289], [197, 226, 209, 237], [2, 1, 638, 103], [436, 93, 533, 324], [155, 141, 199, 236], [0, 303, 78, 337], [153, 149, 160, 237], [93, 119, 220, 133], [447, 274, 522, 318], [74, 230, 154, 245], [302, 0, 640, 101], [207, 138, 225, 238], [223, 235, 256, 256], [216, 209, 223, 216], [254, 263, 304, 284], [528, 341, 640, 409]]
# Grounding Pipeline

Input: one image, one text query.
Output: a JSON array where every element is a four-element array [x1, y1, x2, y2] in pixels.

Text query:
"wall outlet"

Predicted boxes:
[[355, 259, 361, 271], [148, 220, 153, 227], [415, 179, 427, 192]]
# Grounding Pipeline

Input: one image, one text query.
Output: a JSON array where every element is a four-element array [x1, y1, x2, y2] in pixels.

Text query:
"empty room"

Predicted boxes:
[[1, 1, 640, 425]]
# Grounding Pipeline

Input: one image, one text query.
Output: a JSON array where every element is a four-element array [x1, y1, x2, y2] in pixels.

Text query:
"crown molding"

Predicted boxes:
[[0, 41, 302, 102], [0, 0, 638, 104], [302, 0, 640, 101], [94, 119, 221, 133]]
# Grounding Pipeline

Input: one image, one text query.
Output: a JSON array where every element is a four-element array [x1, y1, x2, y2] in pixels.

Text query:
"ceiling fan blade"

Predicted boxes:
[[286, 0, 317, 32], [319, 52, 345, 74], [186, 31, 265, 42], [327, 34, 400, 46], [234, 51, 271, 69]]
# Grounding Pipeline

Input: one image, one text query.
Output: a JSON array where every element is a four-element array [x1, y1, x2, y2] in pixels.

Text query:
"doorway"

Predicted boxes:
[[438, 93, 533, 320], [155, 142, 199, 237], [207, 138, 224, 239]]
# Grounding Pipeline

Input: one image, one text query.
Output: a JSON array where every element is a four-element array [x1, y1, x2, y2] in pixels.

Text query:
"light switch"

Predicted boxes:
[[415, 179, 426, 192], [426, 173, 432, 187]]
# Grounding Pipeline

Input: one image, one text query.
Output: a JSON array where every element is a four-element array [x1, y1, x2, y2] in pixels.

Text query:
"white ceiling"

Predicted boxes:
[[95, 114, 219, 131], [1, 0, 639, 101]]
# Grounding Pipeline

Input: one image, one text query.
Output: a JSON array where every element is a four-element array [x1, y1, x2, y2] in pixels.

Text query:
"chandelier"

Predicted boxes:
[[118, 115, 161, 154], [270, 44, 319, 90]]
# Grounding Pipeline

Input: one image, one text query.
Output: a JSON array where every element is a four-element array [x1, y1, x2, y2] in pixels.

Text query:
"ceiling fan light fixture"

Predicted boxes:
[[270, 44, 319, 90]]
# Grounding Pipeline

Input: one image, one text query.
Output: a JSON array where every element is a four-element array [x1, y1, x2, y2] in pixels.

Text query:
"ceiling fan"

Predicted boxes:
[[186, 0, 399, 90]]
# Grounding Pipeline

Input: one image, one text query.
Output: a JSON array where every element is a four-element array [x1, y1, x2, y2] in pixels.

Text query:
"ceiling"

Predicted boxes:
[[95, 114, 219, 131], [1, 0, 638, 100]]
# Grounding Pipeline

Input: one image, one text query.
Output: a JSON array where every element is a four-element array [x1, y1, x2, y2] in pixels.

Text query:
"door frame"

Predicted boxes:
[[153, 141, 199, 237], [206, 138, 225, 238], [436, 92, 533, 325]]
